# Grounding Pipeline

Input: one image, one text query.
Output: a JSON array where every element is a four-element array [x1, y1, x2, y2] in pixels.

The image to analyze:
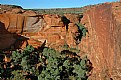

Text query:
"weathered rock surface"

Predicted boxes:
[[0, 2, 121, 80], [80, 2, 121, 80]]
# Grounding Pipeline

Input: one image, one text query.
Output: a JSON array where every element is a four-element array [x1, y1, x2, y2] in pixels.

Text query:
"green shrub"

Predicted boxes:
[[10, 45, 39, 79], [10, 70, 25, 80], [38, 47, 91, 80], [0, 45, 92, 80], [73, 23, 87, 45], [75, 23, 87, 37], [62, 43, 80, 54]]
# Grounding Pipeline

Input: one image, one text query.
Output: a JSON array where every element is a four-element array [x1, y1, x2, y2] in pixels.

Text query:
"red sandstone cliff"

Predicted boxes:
[[0, 2, 121, 80], [80, 2, 121, 80]]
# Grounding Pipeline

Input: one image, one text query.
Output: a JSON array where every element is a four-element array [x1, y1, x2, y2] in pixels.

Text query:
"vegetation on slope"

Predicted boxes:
[[25, 5, 94, 15], [0, 44, 92, 80]]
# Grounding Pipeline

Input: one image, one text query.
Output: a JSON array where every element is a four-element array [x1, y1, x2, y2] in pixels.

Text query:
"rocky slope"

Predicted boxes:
[[0, 2, 121, 80]]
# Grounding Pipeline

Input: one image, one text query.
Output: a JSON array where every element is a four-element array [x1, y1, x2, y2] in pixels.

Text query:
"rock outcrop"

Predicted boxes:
[[0, 2, 121, 80], [80, 2, 121, 80]]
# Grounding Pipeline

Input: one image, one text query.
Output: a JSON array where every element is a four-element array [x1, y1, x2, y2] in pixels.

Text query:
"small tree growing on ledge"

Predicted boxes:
[[73, 23, 87, 45]]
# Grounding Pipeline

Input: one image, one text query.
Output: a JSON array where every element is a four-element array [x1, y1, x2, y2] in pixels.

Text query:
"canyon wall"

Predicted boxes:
[[80, 2, 121, 80], [0, 12, 79, 49], [0, 2, 121, 80]]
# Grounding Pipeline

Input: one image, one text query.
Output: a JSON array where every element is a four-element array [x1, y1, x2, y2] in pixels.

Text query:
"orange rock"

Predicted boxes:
[[23, 10, 37, 16], [0, 14, 9, 29], [43, 14, 64, 27], [11, 8, 23, 13], [4, 56, 11, 62], [81, 2, 121, 80]]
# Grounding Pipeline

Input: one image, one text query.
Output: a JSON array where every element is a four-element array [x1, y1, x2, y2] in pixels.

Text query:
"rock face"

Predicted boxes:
[[0, 12, 79, 49], [0, 2, 121, 80], [80, 2, 121, 80]]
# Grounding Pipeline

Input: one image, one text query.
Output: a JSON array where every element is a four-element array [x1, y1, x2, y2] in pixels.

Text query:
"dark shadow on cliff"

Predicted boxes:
[[0, 21, 29, 51], [61, 16, 70, 31], [77, 14, 83, 23], [13, 34, 29, 49]]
